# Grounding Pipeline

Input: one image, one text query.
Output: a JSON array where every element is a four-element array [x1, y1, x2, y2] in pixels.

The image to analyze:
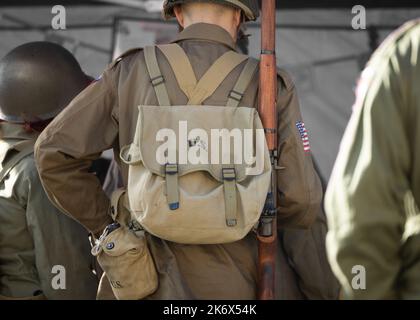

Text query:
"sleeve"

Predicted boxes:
[[23, 162, 98, 299], [276, 71, 323, 229], [324, 26, 417, 299], [35, 64, 119, 236], [281, 206, 341, 299]]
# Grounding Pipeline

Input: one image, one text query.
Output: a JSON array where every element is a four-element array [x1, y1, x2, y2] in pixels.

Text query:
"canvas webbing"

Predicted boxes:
[[110, 189, 126, 221], [226, 58, 259, 107], [165, 163, 179, 210], [158, 44, 197, 100], [147, 44, 249, 106], [0, 140, 35, 184], [144, 46, 171, 106], [187, 51, 248, 105], [222, 168, 237, 227]]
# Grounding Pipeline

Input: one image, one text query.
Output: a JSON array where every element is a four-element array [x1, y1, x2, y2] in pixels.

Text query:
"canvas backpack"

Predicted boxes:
[[119, 44, 272, 244]]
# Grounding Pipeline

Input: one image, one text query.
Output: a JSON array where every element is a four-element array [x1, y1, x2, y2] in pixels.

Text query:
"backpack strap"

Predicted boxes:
[[147, 44, 249, 107], [144, 46, 171, 106], [226, 58, 259, 107], [0, 140, 35, 184], [165, 163, 179, 210], [157, 44, 197, 100], [187, 51, 248, 105], [222, 167, 238, 227]]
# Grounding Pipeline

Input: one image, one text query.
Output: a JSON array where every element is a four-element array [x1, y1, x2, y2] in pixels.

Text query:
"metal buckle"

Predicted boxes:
[[228, 90, 244, 102], [222, 168, 236, 181], [150, 75, 165, 87], [165, 163, 178, 175]]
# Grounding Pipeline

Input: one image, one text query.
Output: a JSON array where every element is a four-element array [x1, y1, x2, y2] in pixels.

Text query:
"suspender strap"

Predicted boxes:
[[187, 51, 248, 105], [0, 140, 35, 184], [226, 58, 259, 107], [222, 168, 237, 227], [144, 46, 171, 106], [157, 44, 197, 100], [146, 44, 249, 106]]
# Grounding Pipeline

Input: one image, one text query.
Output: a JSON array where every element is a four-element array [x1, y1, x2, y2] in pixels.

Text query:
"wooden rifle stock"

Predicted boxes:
[[257, 0, 277, 300]]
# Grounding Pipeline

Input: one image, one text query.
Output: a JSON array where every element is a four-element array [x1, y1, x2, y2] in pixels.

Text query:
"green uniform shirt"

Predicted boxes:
[[0, 122, 98, 299], [325, 19, 420, 299]]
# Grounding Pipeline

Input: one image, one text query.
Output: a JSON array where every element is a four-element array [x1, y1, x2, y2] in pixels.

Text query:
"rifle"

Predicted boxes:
[[257, 0, 278, 300]]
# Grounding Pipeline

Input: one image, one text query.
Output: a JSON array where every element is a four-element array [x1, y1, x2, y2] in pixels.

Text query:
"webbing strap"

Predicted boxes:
[[226, 58, 259, 107], [158, 44, 197, 99], [144, 46, 171, 106], [0, 140, 35, 184], [110, 188, 126, 221], [187, 51, 248, 105], [165, 163, 179, 210], [222, 168, 237, 227]]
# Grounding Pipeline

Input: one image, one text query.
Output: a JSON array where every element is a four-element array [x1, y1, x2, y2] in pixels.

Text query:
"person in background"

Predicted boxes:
[[0, 42, 98, 299], [325, 19, 420, 299]]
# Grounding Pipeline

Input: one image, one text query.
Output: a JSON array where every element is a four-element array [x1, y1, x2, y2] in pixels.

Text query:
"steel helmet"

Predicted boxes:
[[162, 0, 259, 22], [0, 41, 89, 123]]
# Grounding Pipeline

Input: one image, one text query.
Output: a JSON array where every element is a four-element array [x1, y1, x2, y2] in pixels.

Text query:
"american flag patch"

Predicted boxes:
[[296, 121, 311, 153]]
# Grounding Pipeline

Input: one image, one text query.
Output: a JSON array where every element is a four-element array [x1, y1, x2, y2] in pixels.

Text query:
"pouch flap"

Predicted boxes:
[[134, 105, 268, 182], [93, 227, 144, 257]]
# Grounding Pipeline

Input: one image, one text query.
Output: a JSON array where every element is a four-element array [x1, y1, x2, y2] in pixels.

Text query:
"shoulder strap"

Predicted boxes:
[[226, 58, 259, 107], [187, 51, 248, 105], [0, 140, 35, 184], [157, 44, 197, 100], [145, 44, 249, 106], [144, 46, 171, 106]]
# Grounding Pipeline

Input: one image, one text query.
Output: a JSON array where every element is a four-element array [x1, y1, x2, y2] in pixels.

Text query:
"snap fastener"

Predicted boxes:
[[106, 242, 115, 250]]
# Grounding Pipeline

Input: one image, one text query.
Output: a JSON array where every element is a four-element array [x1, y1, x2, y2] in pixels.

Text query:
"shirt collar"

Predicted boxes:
[[172, 23, 237, 51], [0, 122, 38, 165]]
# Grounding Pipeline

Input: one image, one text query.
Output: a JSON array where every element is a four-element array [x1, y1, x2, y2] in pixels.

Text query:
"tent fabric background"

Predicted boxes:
[[0, 6, 419, 180]]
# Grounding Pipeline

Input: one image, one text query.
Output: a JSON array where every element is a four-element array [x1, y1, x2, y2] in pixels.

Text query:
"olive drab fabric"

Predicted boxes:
[[120, 43, 271, 244], [325, 19, 420, 299], [0, 42, 88, 123], [35, 23, 330, 299], [162, 0, 259, 21], [0, 122, 98, 299], [91, 225, 158, 300]]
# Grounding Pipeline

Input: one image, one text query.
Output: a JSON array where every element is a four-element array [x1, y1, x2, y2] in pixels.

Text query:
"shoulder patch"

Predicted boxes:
[[277, 68, 295, 91], [109, 47, 144, 69]]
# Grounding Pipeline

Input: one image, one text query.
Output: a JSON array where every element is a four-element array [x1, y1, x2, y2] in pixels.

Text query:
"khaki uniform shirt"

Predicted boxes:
[[35, 23, 327, 299], [0, 123, 98, 299], [325, 20, 420, 299]]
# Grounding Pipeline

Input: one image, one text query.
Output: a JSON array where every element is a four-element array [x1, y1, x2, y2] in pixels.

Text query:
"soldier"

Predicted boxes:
[[325, 19, 420, 299], [0, 42, 98, 299], [35, 1, 333, 299]]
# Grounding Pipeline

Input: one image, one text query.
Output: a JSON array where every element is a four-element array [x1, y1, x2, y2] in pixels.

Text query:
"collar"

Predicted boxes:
[[172, 23, 237, 51], [0, 122, 38, 165]]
